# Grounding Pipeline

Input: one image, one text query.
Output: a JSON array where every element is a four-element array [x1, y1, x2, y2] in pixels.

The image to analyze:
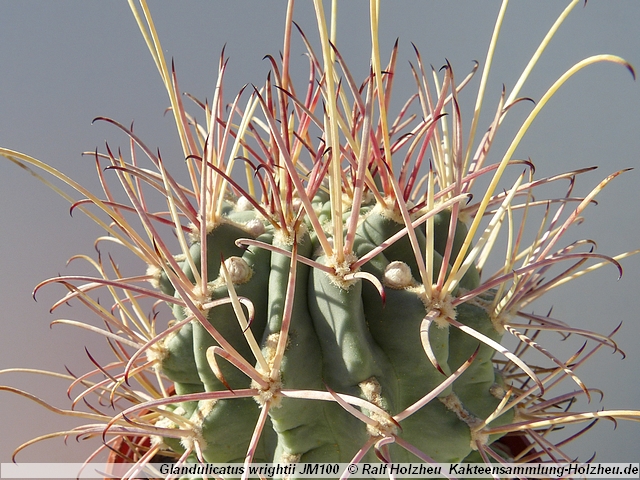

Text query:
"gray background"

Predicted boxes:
[[1, 1, 639, 467]]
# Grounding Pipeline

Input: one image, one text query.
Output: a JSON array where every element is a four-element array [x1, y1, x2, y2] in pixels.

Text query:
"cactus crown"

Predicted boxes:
[[1, 0, 639, 473]]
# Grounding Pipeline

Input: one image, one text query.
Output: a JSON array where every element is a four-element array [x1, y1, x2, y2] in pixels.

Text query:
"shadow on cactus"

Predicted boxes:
[[2, 0, 640, 477]]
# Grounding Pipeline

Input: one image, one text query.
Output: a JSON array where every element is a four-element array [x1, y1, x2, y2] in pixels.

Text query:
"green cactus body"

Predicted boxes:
[[264, 234, 371, 463], [308, 260, 391, 393], [153, 193, 510, 470], [192, 235, 272, 392]]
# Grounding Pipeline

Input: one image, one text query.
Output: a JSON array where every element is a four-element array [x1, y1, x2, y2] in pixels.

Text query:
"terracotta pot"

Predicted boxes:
[[104, 387, 176, 479], [492, 431, 540, 462], [107, 433, 154, 463]]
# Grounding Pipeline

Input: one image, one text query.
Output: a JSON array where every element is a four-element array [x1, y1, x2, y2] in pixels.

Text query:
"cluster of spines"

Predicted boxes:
[[150, 191, 514, 465]]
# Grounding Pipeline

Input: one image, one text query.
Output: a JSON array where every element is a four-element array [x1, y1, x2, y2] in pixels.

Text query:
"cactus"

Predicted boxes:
[[149, 194, 507, 465], [2, 1, 640, 477]]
